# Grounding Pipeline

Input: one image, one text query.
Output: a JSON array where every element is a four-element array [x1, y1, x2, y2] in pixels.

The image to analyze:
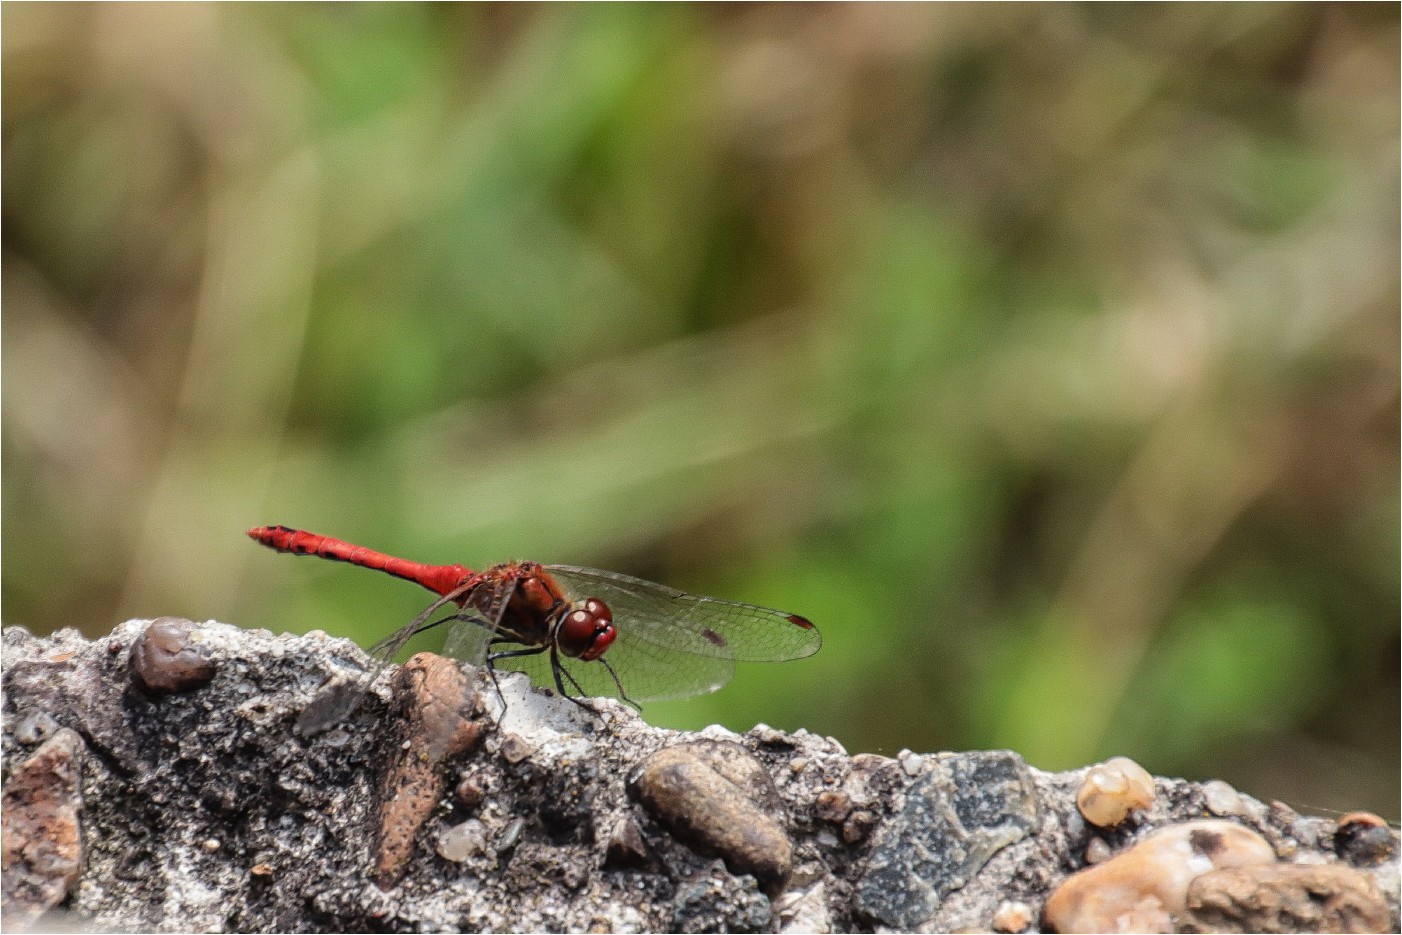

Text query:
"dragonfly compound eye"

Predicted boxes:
[[558, 598, 615, 661]]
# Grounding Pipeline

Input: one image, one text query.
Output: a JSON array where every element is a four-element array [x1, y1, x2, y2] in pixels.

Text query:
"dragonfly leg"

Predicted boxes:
[[596, 655, 641, 712], [485, 642, 547, 710], [547, 645, 603, 717]]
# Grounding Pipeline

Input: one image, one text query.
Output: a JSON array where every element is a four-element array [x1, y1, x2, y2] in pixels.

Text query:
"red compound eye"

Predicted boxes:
[[557, 598, 615, 661]]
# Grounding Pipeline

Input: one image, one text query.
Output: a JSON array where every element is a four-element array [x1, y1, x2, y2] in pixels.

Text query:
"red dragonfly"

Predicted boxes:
[[247, 526, 820, 723]]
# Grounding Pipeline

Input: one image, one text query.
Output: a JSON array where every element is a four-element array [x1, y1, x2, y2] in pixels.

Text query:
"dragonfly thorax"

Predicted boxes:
[[555, 597, 615, 661]]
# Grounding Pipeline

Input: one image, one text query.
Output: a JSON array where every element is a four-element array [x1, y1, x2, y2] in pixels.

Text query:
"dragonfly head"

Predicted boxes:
[[556, 597, 615, 661]]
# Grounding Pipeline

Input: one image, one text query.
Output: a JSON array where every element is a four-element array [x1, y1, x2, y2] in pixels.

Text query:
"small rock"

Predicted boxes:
[[498, 733, 535, 764], [632, 742, 792, 890], [992, 899, 1034, 933], [436, 820, 487, 862], [1185, 861, 1391, 933], [128, 617, 217, 696], [842, 810, 878, 844], [777, 882, 831, 934], [201, 838, 220, 853], [1042, 819, 1276, 933], [1201, 779, 1245, 818], [296, 676, 369, 737], [12, 711, 59, 746], [321, 727, 352, 748], [604, 818, 652, 869], [898, 749, 925, 777], [671, 869, 772, 934], [856, 751, 1040, 930], [1085, 836, 1113, 865], [1334, 812, 1397, 867], [455, 775, 485, 810], [1076, 756, 1155, 828], [748, 723, 791, 746], [375, 654, 487, 888], [814, 791, 852, 824], [496, 816, 526, 856], [1, 729, 86, 925]]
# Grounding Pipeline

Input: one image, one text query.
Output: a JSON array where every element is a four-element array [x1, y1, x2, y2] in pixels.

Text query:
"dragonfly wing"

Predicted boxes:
[[544, 565, 820, 663], [493, 635, 737, 702], [440, 578, 517, 665]]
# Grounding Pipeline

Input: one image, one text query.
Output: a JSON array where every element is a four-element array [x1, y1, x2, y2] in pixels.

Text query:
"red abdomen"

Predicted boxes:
[[246, 525, 472, 597]]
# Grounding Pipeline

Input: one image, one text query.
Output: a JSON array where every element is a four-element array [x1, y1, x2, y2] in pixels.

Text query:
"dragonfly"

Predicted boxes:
[[247, 526, 820, 728]]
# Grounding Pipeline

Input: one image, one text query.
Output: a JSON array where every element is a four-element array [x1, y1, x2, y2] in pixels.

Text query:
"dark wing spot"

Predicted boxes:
[[786, 614, 815, 629], [1189, 829, 1224, 858], [701, 628, 727, 647]]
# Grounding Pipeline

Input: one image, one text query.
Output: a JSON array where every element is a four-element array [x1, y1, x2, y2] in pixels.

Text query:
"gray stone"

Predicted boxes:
[[854, 750, 1040, 930]]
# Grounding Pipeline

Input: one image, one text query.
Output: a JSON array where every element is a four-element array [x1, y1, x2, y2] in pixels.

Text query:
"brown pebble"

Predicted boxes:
[[1334, 812, 1397, 866], [604, 818, 652, 869], [0, 729, 86, 925], [128, 617, 217, 696], [1043, 820, 1276, 933], [814, 790, 852, 824], [375, 654, 486, 888], [1076, 756, 1155, 828], [842, 810, 878, 844], [454, 775, 484, 810], [1186, 861, 1391, 933], [632, 741, 791, 890]]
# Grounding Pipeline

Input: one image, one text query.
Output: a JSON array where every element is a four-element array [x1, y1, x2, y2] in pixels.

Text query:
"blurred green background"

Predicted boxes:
[[3, 4, 1396, 817]]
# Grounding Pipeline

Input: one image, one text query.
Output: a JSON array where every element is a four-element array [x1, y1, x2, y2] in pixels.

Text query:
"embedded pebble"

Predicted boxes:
[[496, 816, 525, 855], [814, 790, 851, 824], [992, 899, 1034, 933], [1185, 861, 1390, 933], [128, 617, 217, 696], [498, 734, 535, 764], [604, 818, 651, 869], [13, 710, 59, 746], [436, 820, 486, 862], [201, 838, 220, 853], [321, 728, 352, 749], [632, 741, 792, 889], [842, 809, 878, 844], [856, 751, 1039, 930], [1084, 837, 1113, 865], [898, 749, 925, 777], [1, 729, 86, 925], [454, 776, 484, 810], [776, 882, 831, 934], [1200, 779, 1245, 817], [1076, 756, 1155, 827], [1334, 811, 1397, 866], [375, 654, 486, 887], [1042, 819, 1277, 933]]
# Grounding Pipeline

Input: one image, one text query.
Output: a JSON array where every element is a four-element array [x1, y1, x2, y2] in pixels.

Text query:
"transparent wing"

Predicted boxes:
[[440, 578, 517, 664], [492, 630, 737, 703], [543, 565, 821, 662]]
